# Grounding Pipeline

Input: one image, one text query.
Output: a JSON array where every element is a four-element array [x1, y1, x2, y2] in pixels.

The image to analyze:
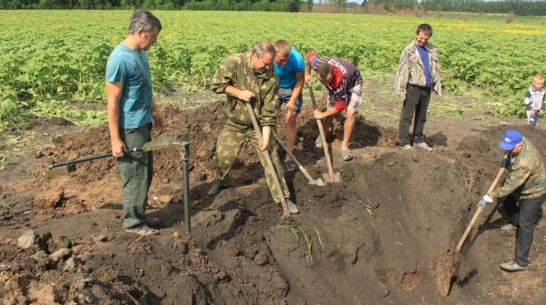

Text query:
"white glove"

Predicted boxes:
[[477, 194, 493, 208]]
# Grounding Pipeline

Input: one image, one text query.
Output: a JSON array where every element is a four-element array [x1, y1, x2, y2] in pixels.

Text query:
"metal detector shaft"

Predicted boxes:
[[47, 149, 139, 170], [180, 142, 191, 234]]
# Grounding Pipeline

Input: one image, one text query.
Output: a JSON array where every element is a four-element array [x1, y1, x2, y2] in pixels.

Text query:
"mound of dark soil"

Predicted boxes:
[[1, 99, 545, 305]]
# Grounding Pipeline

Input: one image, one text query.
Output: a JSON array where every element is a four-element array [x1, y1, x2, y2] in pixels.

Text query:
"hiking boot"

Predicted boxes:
[[208, 182, 223, 196], [500, 223, 516, 231], [286, 198, 299, 214], [500, 260, 528, 272], [400, 144, 413, 151], [413, 142, 433, 151]]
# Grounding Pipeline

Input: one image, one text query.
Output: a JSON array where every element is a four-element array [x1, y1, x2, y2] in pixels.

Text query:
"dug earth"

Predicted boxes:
[[1, 101, 545, 305]]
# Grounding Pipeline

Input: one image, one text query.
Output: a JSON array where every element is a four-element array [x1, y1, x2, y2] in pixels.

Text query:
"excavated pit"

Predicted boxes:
[[1, 100, 545, 304]]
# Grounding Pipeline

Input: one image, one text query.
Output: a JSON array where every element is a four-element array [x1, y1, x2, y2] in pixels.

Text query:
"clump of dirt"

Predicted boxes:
[[1, 99, 545, 305]]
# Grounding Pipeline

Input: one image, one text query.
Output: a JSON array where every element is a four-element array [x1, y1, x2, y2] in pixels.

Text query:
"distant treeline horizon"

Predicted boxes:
[[2, 0, 545, 16]]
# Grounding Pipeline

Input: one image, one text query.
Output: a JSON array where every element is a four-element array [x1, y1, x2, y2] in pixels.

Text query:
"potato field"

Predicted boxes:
[[1, 10, 545, 130]]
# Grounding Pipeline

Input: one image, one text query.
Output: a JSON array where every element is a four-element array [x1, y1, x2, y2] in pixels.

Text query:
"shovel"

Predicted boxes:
[[272, 131, 325, 186], [437, 155, 509, 296], [44, 133, 177, 179], [245, 103, 291, 218], [308, 84, 341, 183], [455, 155, 508, 253]]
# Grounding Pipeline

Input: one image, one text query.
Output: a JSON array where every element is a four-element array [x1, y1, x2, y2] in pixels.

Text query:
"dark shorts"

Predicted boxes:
[[276, 87, 303, 114]]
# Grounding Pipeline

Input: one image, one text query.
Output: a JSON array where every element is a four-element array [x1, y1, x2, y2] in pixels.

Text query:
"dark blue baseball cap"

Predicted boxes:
[[499, 130, 523, 151]]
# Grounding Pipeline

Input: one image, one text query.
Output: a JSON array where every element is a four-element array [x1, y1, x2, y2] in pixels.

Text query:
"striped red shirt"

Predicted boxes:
[[307, 51, 362, 111]]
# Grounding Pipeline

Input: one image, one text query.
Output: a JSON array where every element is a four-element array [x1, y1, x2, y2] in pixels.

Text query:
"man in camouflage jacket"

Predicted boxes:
[[394, 23, 441, 151], [478, 130, 546, 271], [208, 41, 298, 214]]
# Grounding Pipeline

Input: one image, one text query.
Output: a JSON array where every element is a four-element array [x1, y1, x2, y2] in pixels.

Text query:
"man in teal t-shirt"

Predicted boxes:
[[106, 44, 153, 129], [106, 10, 164, 236], [273, 39, 305, 172]]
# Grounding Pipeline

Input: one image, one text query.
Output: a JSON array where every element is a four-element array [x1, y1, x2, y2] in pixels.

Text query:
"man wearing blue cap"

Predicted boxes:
[[478, 129, 546, 271]]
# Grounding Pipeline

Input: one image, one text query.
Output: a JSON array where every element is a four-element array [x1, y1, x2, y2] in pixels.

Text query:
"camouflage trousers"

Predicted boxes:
[[214, 122, 290, 203]]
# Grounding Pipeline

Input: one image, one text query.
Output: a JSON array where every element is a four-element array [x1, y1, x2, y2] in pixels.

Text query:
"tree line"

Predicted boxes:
[[1, 0, 302, 11], [1, 0, 545, 16], [420, 0, 546, 16]]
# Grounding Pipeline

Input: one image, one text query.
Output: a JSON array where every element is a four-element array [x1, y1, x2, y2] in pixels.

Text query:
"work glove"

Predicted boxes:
[[477, 194, 493, 208]]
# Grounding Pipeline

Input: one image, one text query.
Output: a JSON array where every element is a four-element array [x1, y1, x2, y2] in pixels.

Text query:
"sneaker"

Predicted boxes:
[[500, 223, 516, 231], [400, 144, 413, 151], [413, 142, 433, 151], [315, 135, 324, 149], [208, 182, 223, 196], [500, 260, 528, 272], [286, 198, 299, 214], [125, 224, 159, 236], [285, 160, 297, 172]]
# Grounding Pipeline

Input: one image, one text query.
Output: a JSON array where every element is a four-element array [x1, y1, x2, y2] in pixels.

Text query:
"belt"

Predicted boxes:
[[409, 83, 431, 90]]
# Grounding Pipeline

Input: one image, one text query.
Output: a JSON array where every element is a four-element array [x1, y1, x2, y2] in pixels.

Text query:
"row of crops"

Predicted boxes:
[[1, 11, 545, 130]]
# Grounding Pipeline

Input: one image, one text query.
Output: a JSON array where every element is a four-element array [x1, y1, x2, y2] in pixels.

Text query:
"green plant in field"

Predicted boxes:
[[289, 225, 320, 263], [433, 103, 465, 116], [365, 203, 374, 215], [0, 155, 8, 170], [491, 96, 523, 117], [315, 228, 324, 250], [299, 225, 313, 263], [1, 11, 545, 130], [289, 226, 299, 242]]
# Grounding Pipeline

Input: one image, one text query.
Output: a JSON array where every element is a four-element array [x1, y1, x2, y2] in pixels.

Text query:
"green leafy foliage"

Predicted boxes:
[[1, 11, 544, 131]]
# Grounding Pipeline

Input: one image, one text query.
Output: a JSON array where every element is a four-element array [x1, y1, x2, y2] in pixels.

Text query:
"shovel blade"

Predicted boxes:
[[142, 133, 176, 152], [43, 164, 77, 179], [323, 172, 341, 183], [312, 178, 326, 186]]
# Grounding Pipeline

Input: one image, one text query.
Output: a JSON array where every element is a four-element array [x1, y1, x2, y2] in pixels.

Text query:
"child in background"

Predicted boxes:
[[524, 74, 545, 127]]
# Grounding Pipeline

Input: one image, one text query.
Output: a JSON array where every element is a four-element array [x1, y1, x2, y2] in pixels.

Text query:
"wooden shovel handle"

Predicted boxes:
[[308, 85, 336, 178], [272, 131, 316, 184], [455, 158, 507, 253], [245, 103, 291, 217]]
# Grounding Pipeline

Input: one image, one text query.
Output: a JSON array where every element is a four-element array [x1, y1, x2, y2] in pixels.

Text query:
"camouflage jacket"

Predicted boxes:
[[211, 51, 278, 127], [394, 41, 442, 99], [492, 138, 546, 200]]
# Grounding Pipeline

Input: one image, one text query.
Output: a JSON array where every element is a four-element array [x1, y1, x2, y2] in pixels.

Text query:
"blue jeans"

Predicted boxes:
[[526, 109, 540, 127], [276, 88, 303, 114]]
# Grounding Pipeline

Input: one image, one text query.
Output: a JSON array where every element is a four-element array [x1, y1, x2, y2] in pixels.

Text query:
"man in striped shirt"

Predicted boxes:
[[305, 52, 363, 161]]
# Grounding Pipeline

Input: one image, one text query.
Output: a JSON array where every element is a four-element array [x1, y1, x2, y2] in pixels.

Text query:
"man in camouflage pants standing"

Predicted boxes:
[[208, 41, 299, 214], [394, 23, 442, 151], [478, 130, 546, 271]]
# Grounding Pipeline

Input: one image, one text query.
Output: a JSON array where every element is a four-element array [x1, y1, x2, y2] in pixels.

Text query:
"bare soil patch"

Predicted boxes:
[[1, 84, 545, 304]]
